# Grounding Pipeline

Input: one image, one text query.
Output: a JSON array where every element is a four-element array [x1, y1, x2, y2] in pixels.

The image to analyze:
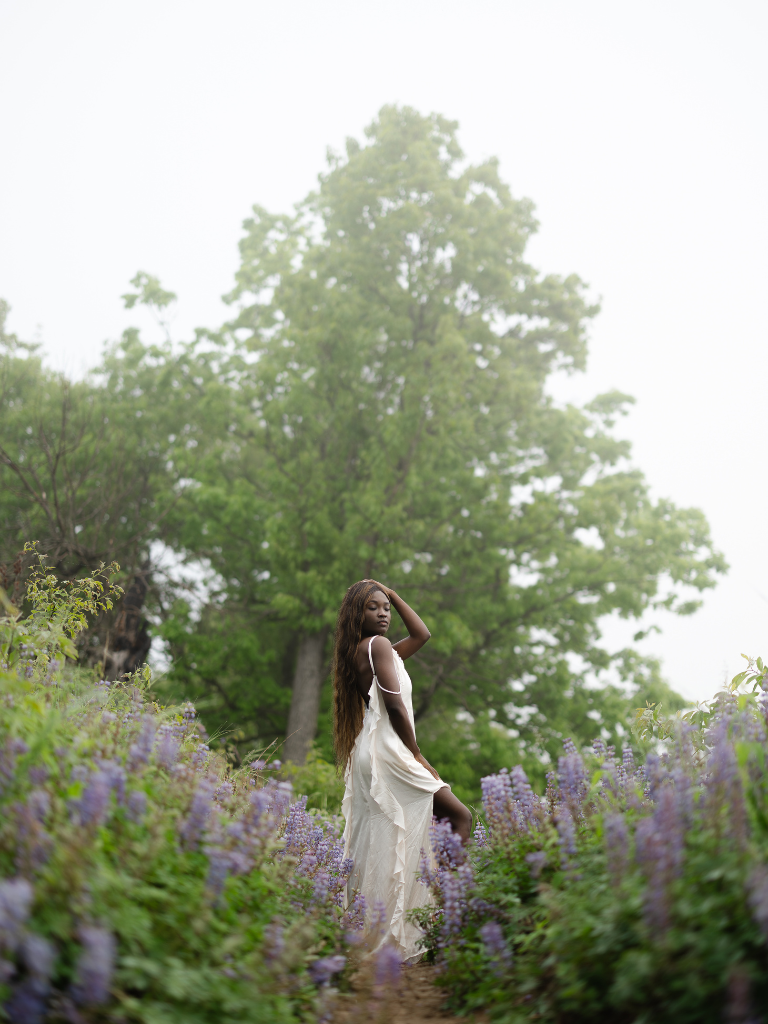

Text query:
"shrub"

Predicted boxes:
[[0, 554, 356, 1022], [417, 663, 768, 1023]]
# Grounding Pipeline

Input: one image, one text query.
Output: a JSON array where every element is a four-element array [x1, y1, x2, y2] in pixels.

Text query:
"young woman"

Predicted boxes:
[[334, 579, 472, 961]]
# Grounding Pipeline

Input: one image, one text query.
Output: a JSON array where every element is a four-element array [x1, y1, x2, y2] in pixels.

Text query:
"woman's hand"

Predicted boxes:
[[363, 578, 394, 599], [415, 752, 441, 781]]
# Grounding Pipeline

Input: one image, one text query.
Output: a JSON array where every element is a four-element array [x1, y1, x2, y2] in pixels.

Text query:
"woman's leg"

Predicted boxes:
[[433, 786, 472, 843]]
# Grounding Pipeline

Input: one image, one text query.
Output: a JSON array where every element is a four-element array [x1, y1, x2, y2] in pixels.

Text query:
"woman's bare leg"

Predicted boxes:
[[433, 786, 472, 843]]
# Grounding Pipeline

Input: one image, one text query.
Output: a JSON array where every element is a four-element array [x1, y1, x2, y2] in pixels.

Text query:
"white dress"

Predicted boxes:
[[342, 638, 448, 961]]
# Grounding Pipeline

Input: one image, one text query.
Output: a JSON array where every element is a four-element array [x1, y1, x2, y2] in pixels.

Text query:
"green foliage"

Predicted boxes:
[[278, 747, 345, 814], [0, 562, 350, 1022]]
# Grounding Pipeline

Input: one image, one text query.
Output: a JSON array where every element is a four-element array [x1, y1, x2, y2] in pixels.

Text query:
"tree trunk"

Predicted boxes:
[[102, 564, 152, 680], [283, 630, 328, 765]]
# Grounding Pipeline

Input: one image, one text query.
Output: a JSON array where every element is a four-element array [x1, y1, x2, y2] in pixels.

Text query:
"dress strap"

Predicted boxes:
[[368, 636, 401, 694]]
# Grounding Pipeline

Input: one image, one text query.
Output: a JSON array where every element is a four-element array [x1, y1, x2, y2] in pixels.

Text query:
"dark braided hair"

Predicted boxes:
[[332, 580, 382, 772]]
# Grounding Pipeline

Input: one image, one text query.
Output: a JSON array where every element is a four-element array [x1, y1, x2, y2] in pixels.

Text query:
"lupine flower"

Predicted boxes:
[[705, 723, 747, 844], [342, 891, 366, 932], [0, 738, 28, 796], [155, 724, 180, 770], [180, 779, 215, 851], [525, 851, 547, 878], [604, 812, 629, 884], [372, 943, 401, 999], [472, 821, 489, 848], [15, 799, 53, 875], [28, 766, 48, 786], [479, 920, 512, 975], [0, 878, 33, 953], [309, 954, 346, 987], [269, 760, 282, 770], [125, 789, 147, 823], [128, 715, 156, 769], [554, 806, 578, 873], [263, 919, 285, 963], [370, 899, 387, 936], [72, 770, 112, 827], [558, 744, 588, 813], [72, 926, 115, 1005], [431, 817, 465, 869], [747, 865, 768, 940], [481, 769, 514, 836], [511, 764, 536, 830], [635, 784, 685, 931]]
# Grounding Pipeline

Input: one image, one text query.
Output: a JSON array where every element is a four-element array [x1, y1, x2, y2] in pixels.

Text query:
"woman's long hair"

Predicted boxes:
[[332, 580, 381, 772]]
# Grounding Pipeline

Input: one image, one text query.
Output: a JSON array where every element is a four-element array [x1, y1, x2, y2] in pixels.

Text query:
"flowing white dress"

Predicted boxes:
[[342, 638, 448, 961]]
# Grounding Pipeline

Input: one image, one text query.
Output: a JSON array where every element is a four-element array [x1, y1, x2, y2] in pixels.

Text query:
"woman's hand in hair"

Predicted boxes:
[[363, 579, 394, 599]]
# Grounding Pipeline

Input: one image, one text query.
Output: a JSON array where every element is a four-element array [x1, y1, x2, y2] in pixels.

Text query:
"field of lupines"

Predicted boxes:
[[6, 550, 768, 1023], [0, 556, 373, 1023], [417, 664, 768, 1023]]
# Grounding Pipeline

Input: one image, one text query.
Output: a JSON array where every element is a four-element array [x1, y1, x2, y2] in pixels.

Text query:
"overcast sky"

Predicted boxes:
[[2, 0, 766, 704]]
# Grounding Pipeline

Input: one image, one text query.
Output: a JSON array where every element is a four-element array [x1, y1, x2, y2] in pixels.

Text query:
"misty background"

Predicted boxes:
[[1, 0, 766, 705]]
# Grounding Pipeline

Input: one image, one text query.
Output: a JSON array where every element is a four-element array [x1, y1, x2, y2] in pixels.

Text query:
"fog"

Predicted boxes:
[[2, 0, 766, 703]]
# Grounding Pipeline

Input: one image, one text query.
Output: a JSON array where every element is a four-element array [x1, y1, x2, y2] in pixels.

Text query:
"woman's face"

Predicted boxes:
[[361, 589, 391, 637]]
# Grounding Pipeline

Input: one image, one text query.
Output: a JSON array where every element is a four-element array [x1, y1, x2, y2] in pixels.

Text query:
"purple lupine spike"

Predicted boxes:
[[309, 954, 346, 987], [263, 919, 285, 964], [0, 738, 28, 796], [72, 926, 115, 1005], [125, 790, 147, 823], [370, 900, 387, 936], [554, 806, 578, 873], [622, 746, 635, 774], [479, 920, 512, 975], [73, 771, 112, 827], [604, 812, 629, 884], [481, 769, 514, 836], [372, 943, 400, 997], [748, 865, 768, 939], [28, 766, 48, 786], [312, 871, 330, 905], [128, 715, 156, 769], [705, 723, 747, 844], [155, 724, 180, 770], [511, 764, 535, 829], [472, 821, 489, 848], [558, 746, 588, 813], [635, 784, 685, 931], [98, 759, 126, 805], [342, 892, 367, 933], [545, 770, 559, 812], [180, 778, 215, 851], [525, 851, 547, 878], [0, 878, 33, 953], [27, 788, 50, 824], [592, 737, 606, 759], [431, 818, 464, 869]]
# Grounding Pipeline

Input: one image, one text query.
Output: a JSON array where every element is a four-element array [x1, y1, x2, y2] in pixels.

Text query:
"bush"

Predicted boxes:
[[417, 663, 768, 1023], [0, 554, 356, 1022]]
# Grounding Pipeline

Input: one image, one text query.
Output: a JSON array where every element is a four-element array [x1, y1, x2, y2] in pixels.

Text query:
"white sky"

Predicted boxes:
[[2, 0, 766, 705]]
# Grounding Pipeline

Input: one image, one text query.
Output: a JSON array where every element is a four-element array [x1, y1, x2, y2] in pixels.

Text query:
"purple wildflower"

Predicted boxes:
[[72, 926, 115, 1005], [747, 865, 768, 940], [263, 919, 285, 963], [604, 812, 629, 884], [0, 878, 33, 953], [126, 790, 147, 823], [525, 851, 547, 878], [128, 715, 156, 769], [309, 955, 346, 987], [481, 769, 514, 836], [558, 744, 588, 813], [73, 770, 112, 827], [28, 766, 48, 786], [554, 806, 578, 873], [0, 738, 28, 796], [479, 920, 512, 975], [180, 778, 215, 851], [511, 764, 536, 830], [342, 892, 366, 932], [155, 724, 180, 770], [635, 785, 685, 931], [472, 821, 489, 848], [372, 943, 400, 998]]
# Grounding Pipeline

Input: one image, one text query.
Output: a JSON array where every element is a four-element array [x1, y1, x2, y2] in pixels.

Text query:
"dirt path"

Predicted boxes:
[[334, 961, 488, 1024]]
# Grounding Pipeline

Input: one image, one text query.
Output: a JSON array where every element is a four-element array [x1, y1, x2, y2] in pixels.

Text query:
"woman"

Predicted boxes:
[[334, 579, 472, 961]]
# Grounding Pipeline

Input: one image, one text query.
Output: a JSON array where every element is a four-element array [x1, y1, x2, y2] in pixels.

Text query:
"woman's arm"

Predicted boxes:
[[364, 580, 430, 660], [370, 635, 440, 781]]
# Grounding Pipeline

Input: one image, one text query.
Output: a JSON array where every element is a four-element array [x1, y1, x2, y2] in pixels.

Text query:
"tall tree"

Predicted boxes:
[[160, 106, 725, 763]]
